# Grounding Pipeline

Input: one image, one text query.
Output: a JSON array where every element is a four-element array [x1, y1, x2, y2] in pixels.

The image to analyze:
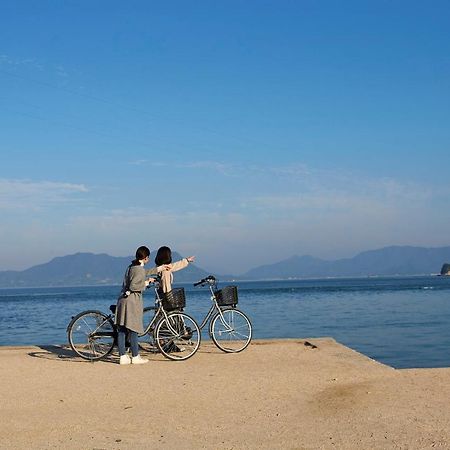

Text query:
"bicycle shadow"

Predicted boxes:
[[27, 342, 227, 363], [27, 345, 118, 364], [28, 345, 170, 364]]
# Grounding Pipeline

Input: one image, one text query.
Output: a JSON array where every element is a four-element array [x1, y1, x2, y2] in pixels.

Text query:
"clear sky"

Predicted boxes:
[[1, 1, 450, 274]]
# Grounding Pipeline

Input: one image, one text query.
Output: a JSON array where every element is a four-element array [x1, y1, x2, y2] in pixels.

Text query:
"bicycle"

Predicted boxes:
[[67, 277, 201, 361], [193, 275, 252, 352]]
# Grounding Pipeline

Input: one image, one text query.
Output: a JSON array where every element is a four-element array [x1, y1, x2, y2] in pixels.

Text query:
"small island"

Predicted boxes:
[[440, 263, 450, 276]]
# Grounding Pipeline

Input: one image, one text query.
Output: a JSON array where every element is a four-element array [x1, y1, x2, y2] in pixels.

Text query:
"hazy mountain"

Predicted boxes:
[[241, 255, 328, 279], [241, 246, 450, 279], [0, 252, 210, 287]]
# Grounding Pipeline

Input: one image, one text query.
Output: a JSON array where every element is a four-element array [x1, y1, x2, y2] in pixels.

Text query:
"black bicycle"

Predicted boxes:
[[67, 278, 201, 361], [193, 275, 252, 353]]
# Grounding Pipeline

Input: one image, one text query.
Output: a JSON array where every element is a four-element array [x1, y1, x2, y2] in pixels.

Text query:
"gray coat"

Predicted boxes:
[[115, 264, 146, 334]]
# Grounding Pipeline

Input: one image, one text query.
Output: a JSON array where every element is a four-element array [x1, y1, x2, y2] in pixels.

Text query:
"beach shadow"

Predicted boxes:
[[29, 345, 171, 364], [27, 343, 228, 364], [27, 345, 118, 364]]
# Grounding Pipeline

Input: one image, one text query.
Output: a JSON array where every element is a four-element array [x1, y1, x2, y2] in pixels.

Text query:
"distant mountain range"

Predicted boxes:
[[0, 252, 209, 288], [0, 245, 449, 287], [241, 246, 450, 279]]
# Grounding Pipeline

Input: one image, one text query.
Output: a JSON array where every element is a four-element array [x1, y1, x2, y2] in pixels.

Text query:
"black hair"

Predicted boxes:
[[132, 246, 150, 266], [154, 246, 172, 265]]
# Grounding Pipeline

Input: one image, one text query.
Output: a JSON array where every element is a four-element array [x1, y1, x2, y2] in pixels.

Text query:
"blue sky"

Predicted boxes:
[[1, 1, 450, 274]]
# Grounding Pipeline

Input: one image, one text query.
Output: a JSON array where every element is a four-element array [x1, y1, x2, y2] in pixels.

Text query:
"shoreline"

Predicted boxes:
[[0, 272, 446, 290], [2, 338, 450, 448]]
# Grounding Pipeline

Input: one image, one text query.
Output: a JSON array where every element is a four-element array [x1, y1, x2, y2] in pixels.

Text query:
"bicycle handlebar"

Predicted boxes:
[[193, 275, 216, 287], [146, 274, 161, 288]]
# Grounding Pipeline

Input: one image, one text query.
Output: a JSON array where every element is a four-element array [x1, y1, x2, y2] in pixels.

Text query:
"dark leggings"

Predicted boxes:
[[118, 326, 139, 357]]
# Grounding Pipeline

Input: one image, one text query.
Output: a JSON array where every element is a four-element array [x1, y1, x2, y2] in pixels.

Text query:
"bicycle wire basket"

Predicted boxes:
[[161, 287, 186, 311], [214, 285, 238, 306]]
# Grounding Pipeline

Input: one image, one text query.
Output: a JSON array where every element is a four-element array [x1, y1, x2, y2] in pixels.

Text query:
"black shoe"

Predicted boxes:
[[164, 342, 184, 353]]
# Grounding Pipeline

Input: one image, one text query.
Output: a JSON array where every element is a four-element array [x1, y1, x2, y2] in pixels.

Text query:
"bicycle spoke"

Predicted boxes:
[[155, 313, 201, 361]]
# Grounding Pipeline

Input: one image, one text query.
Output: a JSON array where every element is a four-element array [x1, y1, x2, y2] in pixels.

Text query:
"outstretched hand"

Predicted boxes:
[[187, 256, 195, 263]]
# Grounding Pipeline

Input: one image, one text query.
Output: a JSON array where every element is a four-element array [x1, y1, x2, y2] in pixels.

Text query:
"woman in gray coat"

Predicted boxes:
[[115, 245, 154, 365]]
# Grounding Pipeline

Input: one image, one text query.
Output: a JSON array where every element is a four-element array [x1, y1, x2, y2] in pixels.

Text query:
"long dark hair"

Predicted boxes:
[[155, 246, 172, 265], [132, 246, 150, 266]]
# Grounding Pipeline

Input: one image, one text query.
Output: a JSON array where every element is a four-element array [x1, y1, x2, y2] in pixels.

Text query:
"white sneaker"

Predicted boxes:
[[119, 354, 131, 365], [131, 355, 149, 365]]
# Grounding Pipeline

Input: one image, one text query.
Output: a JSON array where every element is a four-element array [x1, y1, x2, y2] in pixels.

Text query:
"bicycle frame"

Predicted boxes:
[[197, 281, 236, 332], [190, 274, 252, 353], [142, 279, 186, 336]]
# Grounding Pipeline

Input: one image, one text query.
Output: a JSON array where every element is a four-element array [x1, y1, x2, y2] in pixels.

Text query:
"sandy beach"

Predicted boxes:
[[1, 338, 450, 449]]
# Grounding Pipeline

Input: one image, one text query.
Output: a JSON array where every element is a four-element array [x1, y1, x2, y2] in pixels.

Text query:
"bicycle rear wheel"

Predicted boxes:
[[211, 308, 252, 353], [155, 312, 201, 361], [67, 310, 115, 360], [138, 306, 158, 353]]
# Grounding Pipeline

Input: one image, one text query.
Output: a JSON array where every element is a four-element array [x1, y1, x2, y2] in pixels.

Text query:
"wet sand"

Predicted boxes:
[[1, 338, 450, 449]]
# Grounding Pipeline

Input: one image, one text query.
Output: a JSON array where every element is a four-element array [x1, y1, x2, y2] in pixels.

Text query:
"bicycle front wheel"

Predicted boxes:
[[211, 308, 252, 353], [155, 312, 201, 361], [67, 310, 115, 360]]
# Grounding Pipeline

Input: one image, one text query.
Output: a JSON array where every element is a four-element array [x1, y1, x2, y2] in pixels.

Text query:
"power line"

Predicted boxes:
[[0, 67, 290, 154]]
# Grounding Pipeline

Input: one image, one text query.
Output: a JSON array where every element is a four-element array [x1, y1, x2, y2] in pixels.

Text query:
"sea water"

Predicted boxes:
[[1, 275, 449, 369]]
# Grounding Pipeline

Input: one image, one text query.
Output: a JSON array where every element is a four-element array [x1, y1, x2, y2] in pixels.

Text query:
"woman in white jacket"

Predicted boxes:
[[153, 247, 195, 353], [154, 246, 195, 294]]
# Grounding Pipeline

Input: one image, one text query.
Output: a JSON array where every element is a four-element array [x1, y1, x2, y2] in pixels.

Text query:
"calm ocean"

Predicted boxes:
[[1, 275, 449, 369]]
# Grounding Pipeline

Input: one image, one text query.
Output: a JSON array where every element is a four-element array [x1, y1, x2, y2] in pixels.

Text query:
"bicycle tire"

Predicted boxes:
[[211, 308, 252, 353], [155, 312, 201, 361], [67, 310, 115, 361]]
